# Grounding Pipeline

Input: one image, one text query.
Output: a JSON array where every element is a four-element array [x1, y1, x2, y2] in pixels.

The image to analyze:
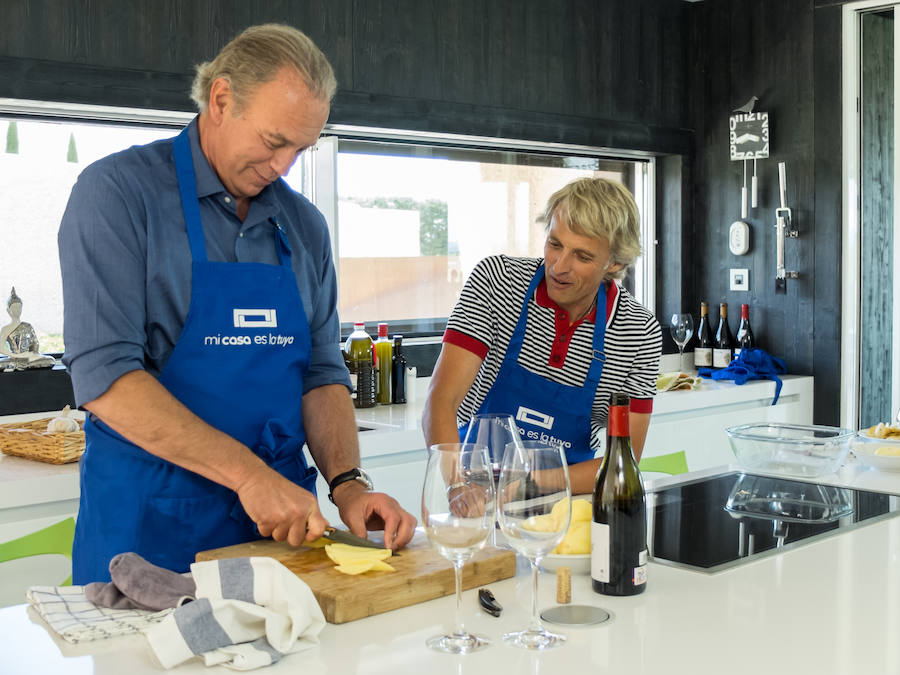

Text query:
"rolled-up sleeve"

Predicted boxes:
[[58, 159, 150, 406]]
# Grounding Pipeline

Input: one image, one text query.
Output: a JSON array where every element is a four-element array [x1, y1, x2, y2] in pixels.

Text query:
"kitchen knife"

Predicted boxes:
[[322, 527, 396, 552]]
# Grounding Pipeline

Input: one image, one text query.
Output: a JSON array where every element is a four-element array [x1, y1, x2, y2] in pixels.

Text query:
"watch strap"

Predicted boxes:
[[328, 468, 369, 504]]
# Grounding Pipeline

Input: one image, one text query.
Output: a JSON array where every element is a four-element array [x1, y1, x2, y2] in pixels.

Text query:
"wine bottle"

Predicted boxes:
[[734, 304, 755, 358], [592, 393, 648, 596], [374, 322, 392, 404], [713, 302, 734, 368], [344, 322, 376, 408], [391, 335, 407, 404], [693, 301, 713, 368]]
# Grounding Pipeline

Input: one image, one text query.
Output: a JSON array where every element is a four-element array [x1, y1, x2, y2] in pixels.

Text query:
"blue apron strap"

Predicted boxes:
[[504, 266, 546, 361], [173, 128, 208, 263], [584, 283, 609, 386]]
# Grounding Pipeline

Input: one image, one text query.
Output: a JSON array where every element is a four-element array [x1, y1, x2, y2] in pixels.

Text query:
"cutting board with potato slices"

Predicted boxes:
[[196, 533, 516, 624]]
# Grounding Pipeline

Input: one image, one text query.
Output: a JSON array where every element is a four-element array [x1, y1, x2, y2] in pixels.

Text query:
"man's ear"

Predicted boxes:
[[206, 77, 233, 125], [606, 262, 625, 278]]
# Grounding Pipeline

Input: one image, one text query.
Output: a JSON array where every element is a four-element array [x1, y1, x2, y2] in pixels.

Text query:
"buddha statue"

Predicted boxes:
[[0, 287, 56, 370]]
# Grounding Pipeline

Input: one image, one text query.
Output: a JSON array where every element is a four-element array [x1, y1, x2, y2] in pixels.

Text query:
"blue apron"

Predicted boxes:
[[459, 265, 607, 465], [72, 127, 317, 583]]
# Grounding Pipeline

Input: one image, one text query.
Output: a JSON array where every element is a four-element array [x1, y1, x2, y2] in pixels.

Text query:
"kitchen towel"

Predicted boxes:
[[85, 551, 197, 611], [698, 348, 787, 404], [144, 556, 325, 671], [26, 585, 173, 643], [656, 371, 702, 392]]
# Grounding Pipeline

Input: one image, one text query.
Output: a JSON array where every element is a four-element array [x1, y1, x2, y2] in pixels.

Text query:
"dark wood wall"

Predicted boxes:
[[0, 0, 851, 424], [685, 0, 844, 425], [0, 0, 691, 152]]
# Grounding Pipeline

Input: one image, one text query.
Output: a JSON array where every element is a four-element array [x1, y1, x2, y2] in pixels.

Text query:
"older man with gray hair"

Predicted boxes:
[[59, 24, 416, 584]]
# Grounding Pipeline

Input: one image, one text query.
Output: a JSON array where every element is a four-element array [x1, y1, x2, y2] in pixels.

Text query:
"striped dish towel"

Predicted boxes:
[[144, 557, 325, 670], [26, 585, 173, 643]]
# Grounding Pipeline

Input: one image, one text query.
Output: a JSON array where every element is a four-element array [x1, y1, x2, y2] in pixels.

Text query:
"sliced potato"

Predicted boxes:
[[325, 543, 392, 565], [334, 560, 379, 575]]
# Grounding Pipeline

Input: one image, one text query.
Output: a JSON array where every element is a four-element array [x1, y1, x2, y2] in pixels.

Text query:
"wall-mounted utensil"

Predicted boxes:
[[775, 161, 799, 292]]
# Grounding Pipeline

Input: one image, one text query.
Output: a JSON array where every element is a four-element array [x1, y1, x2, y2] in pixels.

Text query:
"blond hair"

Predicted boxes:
[[542, 178, 642, 280], [191, 24, 336, 112]]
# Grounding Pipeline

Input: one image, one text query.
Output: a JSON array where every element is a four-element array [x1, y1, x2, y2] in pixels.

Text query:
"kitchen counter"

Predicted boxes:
[[2, 460, 899, 675], [0, 375, 815, 603]]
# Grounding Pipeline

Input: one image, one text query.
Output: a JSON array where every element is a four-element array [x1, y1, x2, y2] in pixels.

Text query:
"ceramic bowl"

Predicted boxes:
[[851, 428, 900, 472]]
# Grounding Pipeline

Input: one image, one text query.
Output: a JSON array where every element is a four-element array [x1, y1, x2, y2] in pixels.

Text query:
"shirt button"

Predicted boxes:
[[559, 335, 567, 343], [239, 232, 244, 238], [224, 196, 232, 204], [551, 354, 562, 363]]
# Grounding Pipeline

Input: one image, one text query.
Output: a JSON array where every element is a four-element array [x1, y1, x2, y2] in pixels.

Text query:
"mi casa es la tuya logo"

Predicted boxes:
[[203, 309, 295, 347]]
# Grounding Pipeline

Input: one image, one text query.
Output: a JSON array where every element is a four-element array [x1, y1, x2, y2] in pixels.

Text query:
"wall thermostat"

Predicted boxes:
[[729, 220, 750, 255]]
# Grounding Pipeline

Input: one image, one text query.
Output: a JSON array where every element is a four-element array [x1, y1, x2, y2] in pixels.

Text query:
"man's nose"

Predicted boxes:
[[552, 250, 573, 273], [269, 148, 297, 178]]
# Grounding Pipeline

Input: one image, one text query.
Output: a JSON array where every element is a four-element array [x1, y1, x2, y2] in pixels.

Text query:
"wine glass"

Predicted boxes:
[[422, 443, 496, 654], [463, 412, 524, 478], [497, 440, 571, 650], [669, 313, 694, 371], [464, 413, 524, 545]]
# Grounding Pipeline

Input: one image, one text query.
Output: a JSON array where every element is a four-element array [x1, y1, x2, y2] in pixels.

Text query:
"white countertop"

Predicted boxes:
[[2, 460, 899, 675]]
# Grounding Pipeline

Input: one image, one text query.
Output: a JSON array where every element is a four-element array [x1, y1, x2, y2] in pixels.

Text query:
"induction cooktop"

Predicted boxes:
[[647, 471, 900, 573]]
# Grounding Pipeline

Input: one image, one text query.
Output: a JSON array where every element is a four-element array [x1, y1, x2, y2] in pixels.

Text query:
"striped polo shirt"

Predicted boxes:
[[444, 255, 662, 451]]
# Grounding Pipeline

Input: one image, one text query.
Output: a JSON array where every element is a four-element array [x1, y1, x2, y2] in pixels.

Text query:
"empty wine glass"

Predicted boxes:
[[669, 313, 694, 371], [497, 440, 571, 650], [422, 443, 496, 654], [463, 413, 524, 478]]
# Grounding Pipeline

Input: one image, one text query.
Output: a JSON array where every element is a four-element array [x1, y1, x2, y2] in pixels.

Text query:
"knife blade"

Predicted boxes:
[[322, 527, 396, 553]]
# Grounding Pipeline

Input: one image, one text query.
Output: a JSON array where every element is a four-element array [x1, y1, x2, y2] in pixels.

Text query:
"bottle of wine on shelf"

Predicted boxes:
[[734, 304, 755, 358], [374, 322, 392, 404], [693, 301, 713, 368], [713, 302, 734, 368], [391, 335, 407, 404], [592, 393, 648, 597], [344, 322, 376, 408]]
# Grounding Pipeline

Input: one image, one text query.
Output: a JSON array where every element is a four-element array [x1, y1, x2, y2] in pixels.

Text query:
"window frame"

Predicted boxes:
[[307, 124, 657, 340]]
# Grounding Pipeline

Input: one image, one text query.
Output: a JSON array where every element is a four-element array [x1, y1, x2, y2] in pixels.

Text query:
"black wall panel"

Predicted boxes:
[[685, 0, 843, 425]]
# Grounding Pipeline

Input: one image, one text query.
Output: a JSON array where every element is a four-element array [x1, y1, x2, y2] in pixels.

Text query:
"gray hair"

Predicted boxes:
[[191, 23, 337, 112], [542, 177, 642, 281]]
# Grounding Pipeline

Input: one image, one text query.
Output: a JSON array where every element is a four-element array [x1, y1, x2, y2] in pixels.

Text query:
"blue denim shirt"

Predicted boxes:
[[58, 118, 350, 406]]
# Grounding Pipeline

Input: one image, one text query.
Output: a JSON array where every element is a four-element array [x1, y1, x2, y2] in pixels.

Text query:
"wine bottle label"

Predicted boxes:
[[713, 348, 732, 368], [590, 521, 610, 583], [694, 348, 712, 367], [633, 563, 648, 586]]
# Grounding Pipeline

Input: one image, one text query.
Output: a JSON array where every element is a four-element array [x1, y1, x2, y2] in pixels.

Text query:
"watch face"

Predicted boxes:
[[356, 468, 374, 490]]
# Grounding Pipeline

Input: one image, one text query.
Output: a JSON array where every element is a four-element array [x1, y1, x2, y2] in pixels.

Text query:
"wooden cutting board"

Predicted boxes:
[[196, 535, 516, 624]]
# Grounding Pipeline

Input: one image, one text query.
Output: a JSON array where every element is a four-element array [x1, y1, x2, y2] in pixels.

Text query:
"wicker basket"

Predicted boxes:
[[0, 417, 85, 464]]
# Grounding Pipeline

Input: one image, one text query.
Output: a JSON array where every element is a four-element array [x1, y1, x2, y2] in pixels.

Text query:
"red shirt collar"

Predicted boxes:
[[535, 277, 617, 326]]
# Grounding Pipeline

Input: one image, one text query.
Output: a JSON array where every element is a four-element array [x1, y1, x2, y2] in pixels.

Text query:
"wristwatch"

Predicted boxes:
[[328, 467, 374, 504]]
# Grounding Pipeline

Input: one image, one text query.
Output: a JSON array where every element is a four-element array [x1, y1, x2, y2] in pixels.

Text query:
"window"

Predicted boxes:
[[294, 127, 655, 338], [0, 100, 190, 355], [1, 100, 655, 354]]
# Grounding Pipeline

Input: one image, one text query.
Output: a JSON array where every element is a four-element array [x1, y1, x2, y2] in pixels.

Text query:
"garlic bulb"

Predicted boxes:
[[46, 405, 80, 433]]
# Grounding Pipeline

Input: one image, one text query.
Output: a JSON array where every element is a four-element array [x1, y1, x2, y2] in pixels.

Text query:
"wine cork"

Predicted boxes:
[[556, 566, 571, 604]]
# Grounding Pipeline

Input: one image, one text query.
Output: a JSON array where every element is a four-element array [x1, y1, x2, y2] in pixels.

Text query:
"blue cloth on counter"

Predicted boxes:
[[698, 348, 787, 405], [58, 117, 350, 406]]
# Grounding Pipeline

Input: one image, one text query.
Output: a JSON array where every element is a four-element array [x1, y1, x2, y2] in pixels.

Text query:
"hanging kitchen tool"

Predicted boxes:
[[729, 97, 768, 222], [775, 161, 799, 292]]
